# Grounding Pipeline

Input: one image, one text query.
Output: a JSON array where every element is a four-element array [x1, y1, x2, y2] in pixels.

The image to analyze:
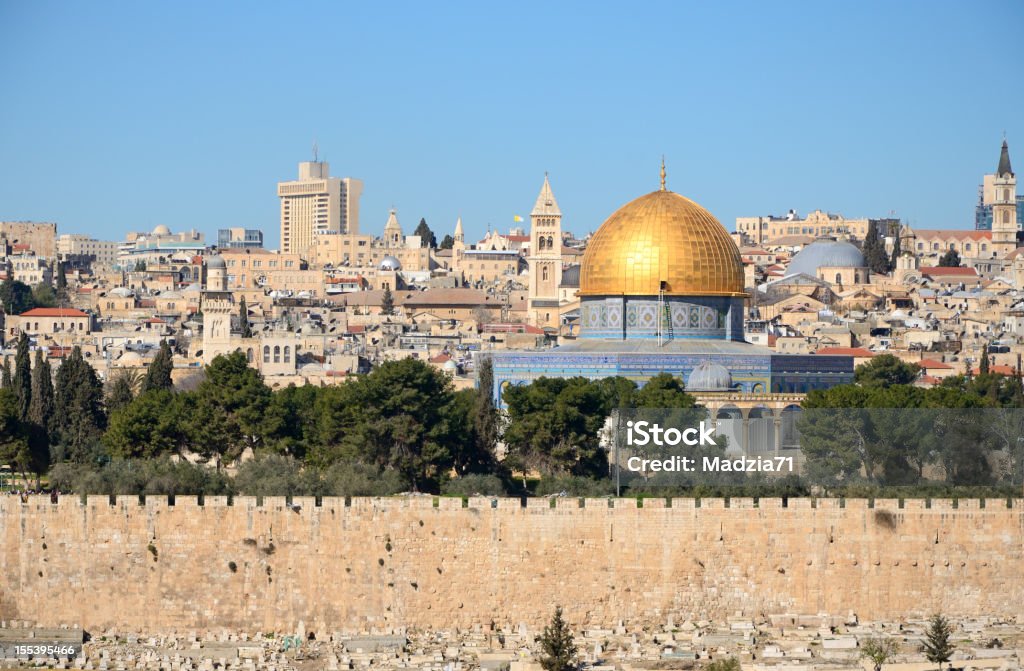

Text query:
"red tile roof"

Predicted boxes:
[[972, 365, 1017, 376], [815, 347, 874, 357], [920, 266, 979, 277], [18, 307, 88, 317], [917, 359, 952, 370], [428, 353, 452, 364]]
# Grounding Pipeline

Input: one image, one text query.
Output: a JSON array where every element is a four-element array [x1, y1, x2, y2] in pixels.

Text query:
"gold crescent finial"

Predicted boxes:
[[660, 156, 667, 191]]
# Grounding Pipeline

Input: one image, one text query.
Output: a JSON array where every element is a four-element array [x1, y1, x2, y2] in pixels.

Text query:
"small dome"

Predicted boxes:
[[205, 255, 226, 269], [787, 238, 865, 277], [152, 224, 171, 236], [442, 359, 458, 372], [686, 361, 733, 392], [380, 255, 402, 271]]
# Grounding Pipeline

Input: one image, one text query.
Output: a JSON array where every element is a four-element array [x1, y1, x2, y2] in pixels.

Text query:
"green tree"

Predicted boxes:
[[31, 283, 57, 308], [979, 347, 990, 376], [632, 372, 699, 408], [141, 340, 174, 393], [56, 261, 68, 292], [923, 614, 954, 670], [862, 221, 891, 274], [238, 296, 253, 338], [466, 356, 500, 473], [705, 660, 741, 671], [381, 287, 395, 316], [937, 249, 961, 267], [28, 350, 53, 430], [854, 354, 919, 388], [0, 388, 33, 480], [13, 332, 32, 421], [889, 222, 902, 271], [0, 278, 36, 315], [1, 358, 10, 389], [539, 606, 577, 671], [103, 389, 186, 459], [503, 377, 611, 478], [52, 346, 106, 463], [861, 638, 899, 671], [413, 218, 437, 248], [106, 369, 140, 414], [187, 351, 273, 464], [439, 234, 455, 250]]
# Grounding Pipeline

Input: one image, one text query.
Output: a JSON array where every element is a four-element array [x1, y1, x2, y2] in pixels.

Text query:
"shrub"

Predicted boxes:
[[441, 474, 506, 497], [535, 476, 614, 497]]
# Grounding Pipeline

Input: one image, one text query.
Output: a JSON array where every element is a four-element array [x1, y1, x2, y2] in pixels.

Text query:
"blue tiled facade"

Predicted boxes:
[[578, 295, 744, 341]]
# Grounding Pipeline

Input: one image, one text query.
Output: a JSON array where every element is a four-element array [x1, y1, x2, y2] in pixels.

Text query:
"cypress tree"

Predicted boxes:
[[381, 288, 395, 316], [28, 350, 53, 428], [52, 346, 106, 463], [56, 262, 68, 292], [889, 222, 902, 270], [239, 296, 253, 338], [141, 340, 174, 393], [1, 358, 11, 388], [980, 346, 991, 376], [14, 332, 32, 421]]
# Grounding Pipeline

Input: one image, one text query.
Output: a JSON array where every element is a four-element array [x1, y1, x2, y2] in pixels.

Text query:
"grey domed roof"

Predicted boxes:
[[205, 255, 226, 269], [686, 361, 733, 392], [379, 255, 402, 271], [787, 238, 865, 277]]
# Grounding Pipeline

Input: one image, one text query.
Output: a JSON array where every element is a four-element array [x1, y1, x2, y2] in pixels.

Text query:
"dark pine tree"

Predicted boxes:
[[413, 218, 437, 248], [539, 606, 578, 671], [1, 358, 11, 389], [923, 614, 954, 670], [142, 340, 175, 393], [28, 350, 54, 428], [381, 288, 395, 316], [13, 332, 32, 421], [938, 249, 961, 267], [980, 346, 991, 376], [439, 234, 455, 250], [889, 222, 902, 270], [238, 296, 253, 338], [862, 221, 890, 274], [52, 346, 106, 463]]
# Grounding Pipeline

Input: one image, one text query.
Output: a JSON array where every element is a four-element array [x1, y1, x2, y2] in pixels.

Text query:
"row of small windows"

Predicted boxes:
[[259, 345, 291, 364], [537, 236, 556, 250], [917, 241, 989, 252]]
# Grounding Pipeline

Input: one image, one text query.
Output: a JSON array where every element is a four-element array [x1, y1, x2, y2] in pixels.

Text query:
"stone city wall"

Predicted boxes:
[[0, 496, 1021, 633]]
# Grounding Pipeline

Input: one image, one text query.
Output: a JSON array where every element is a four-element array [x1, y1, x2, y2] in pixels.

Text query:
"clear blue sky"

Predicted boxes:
[[1, 1, 1022, 248]]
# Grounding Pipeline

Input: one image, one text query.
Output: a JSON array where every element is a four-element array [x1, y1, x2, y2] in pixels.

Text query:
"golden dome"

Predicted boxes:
[[579, 189, 745, 297]]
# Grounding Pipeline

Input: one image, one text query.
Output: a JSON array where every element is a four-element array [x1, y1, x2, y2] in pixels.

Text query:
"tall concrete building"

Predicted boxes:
[[56, 234, 119, 267], [278, 161, 363, 259]]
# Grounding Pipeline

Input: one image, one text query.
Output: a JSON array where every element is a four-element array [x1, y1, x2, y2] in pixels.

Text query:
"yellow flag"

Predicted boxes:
[[513, 215, 523, 222]]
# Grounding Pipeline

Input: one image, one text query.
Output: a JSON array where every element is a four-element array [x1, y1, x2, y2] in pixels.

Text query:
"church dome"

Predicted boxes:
[[579, 189, 744, 296], [380, 255, 402, 271], [152, 224, 171, 236], [686, 361, 733, 392], [205, 255, 226, 269], [787, 238, 865, 277]]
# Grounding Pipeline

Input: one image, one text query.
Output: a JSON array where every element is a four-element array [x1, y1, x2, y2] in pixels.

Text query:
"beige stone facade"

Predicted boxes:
[[0, 496, 1021, 633], [0, 221, 57, 258], [736, 211, 871, 245]]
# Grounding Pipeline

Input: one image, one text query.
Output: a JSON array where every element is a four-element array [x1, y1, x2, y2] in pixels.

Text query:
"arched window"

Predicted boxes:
[[835, 273, 842, 284], [246, 348, 254, 363], [263, 346, 270, 363], [1004, 189, 1011, 202], [284, 346, 291, 363], [273, 346, 280, 363], [542, 266, 549, 282], [538, 238, 546, 250], [1004, 211, 1011, 224], [547, 236, 554, 249]]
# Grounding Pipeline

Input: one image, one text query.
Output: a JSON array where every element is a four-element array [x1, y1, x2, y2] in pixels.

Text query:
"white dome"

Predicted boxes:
[[442, 359, 458, 371], [205, 255, 226, 269], [379, 255, 402, 271], [686, 361, 733, 392], [152, 224, 171, 236], [787, 238, 866, 277]]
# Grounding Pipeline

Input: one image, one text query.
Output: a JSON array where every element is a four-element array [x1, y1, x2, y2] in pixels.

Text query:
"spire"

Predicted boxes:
[[660, 156, 667, 191], [384, 208, 401, 232], [998, 139, 1014, 177], [454, 216, 464, 238], [531, 173, 561, 217]]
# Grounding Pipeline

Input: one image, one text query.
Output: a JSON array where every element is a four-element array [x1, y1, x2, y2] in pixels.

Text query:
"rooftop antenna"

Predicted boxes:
[[313, 141, 319, 163]]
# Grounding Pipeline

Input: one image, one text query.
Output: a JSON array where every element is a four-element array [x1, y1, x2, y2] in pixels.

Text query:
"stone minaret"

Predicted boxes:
[[528, 174, 563, 328], [992, 140, 1018, 257]]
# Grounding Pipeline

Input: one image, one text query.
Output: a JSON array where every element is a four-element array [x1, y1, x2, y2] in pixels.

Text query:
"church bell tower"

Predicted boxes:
[[528, 174, 563, 328]]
